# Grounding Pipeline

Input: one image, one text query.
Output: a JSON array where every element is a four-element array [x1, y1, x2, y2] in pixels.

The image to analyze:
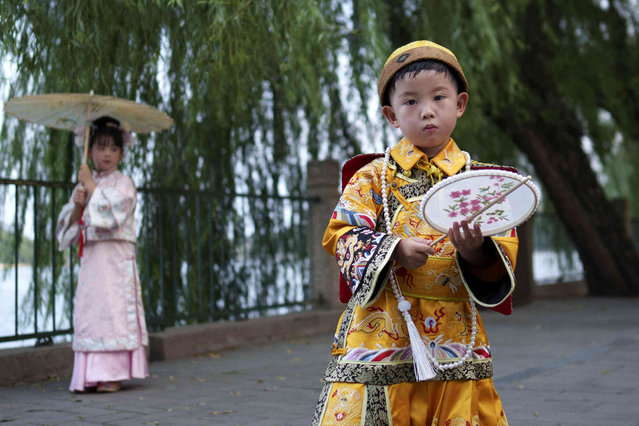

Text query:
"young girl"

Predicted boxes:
[[56, 116, 149, 393]]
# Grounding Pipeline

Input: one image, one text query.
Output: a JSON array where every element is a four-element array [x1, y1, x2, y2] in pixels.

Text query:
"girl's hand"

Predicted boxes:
[[73, 186, 88, 207], [449, 220, 488, 266], [391, 237, 435, 270], [77, 164, 96, 195]]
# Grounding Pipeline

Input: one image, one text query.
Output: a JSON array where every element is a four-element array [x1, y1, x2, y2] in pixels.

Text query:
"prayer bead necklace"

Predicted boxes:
[[381, 147, 478, 373]]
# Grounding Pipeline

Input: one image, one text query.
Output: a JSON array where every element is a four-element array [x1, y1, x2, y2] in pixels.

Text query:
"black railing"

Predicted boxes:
[[0, 178, 77, 347], [0, 177, 317, 347]]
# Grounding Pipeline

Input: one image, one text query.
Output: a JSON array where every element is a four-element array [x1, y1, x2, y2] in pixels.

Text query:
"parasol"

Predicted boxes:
[[4, 91, 173, 163], [5, 92, 173, 259], [420, 169, 540, 244]]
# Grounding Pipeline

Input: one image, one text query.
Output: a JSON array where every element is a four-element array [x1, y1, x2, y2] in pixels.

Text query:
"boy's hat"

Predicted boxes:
[[378, 40, 468, 105]]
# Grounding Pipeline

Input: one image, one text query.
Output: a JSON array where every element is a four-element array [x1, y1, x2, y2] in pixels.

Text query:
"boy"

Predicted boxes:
[[312, 41, 517, 425]]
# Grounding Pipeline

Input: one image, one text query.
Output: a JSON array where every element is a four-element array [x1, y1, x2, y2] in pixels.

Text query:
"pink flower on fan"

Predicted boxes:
[[450, 191, 462, 199]]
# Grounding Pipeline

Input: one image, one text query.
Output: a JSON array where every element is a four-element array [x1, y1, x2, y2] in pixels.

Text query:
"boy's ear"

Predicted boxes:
[[456, 92, 469, 118], [382, 105, 400, 128]]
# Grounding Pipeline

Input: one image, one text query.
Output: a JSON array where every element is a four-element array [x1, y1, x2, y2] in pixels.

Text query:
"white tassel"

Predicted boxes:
[[398, 300, 437, 381], [382, 149, 437, 381]]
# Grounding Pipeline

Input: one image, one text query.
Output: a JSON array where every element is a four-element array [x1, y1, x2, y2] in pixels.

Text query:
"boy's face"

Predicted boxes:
[[382, 70, 468, 157]]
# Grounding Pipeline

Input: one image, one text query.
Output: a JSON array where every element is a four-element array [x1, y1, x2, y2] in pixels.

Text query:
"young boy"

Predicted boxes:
[[312, 41, 517, 425]]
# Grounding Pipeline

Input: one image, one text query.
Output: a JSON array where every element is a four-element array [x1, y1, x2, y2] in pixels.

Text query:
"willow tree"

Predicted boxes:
[[0, 1, 359, 189], [2, 0, 639, 299], [0, 0, 358, 326]]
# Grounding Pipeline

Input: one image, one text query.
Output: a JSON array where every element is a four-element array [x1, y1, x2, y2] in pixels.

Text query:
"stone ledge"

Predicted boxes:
[[534, 280, 588, 299], [0, 342, 73, 386], [149, 309, 343, 361], [0, 309, 343, 386]]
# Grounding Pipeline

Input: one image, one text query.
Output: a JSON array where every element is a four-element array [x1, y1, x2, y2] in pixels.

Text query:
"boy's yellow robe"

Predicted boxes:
[[313, 138, 517, 425]]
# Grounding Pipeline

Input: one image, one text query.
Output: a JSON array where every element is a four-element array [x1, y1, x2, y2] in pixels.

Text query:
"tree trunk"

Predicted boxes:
[[490, 0, 639, 296], [501, 119, 639, 295]]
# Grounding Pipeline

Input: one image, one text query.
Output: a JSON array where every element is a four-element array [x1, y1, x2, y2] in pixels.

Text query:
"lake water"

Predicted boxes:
[[0, 264, 72, 349]]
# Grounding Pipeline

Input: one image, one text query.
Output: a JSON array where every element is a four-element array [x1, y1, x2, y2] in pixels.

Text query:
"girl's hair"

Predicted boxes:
[[90, 116, 124, 150], [382, 59, 462, 106]]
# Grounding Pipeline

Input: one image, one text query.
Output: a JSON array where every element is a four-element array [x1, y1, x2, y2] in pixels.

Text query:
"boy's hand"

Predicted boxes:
[[449, 220, 489, 266], [391, 237, 435, 270], [73, 186, 88, 207]]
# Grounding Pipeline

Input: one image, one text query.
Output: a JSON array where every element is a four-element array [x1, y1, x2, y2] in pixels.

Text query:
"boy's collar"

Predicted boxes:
[[391, 138, 467, 176]]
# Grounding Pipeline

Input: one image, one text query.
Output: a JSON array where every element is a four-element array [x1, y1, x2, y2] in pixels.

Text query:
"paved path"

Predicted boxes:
[[1, 297, 638, 425]]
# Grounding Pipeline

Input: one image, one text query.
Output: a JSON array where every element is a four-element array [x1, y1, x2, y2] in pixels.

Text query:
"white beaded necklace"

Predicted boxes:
[[381, 147, 478, 378]]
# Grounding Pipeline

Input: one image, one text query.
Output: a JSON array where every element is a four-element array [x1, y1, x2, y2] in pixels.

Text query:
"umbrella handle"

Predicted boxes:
[[82, 124, 90, 164], [82, 94, 93, 164]]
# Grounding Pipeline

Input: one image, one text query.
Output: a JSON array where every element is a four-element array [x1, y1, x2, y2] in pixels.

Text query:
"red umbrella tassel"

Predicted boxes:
[[78, 213, 84, 258]]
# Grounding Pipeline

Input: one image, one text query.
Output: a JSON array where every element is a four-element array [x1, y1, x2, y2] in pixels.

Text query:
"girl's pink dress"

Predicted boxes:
[[56, 169, 149, 391]]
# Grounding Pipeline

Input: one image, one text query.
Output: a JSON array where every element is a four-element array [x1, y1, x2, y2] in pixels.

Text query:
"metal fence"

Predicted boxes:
[[0, 177, 316, 347], [3, 176, 637, 348]]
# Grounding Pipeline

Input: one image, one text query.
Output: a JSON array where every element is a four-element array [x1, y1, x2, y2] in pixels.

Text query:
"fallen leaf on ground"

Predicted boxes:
[[211, 410, 235, 415]]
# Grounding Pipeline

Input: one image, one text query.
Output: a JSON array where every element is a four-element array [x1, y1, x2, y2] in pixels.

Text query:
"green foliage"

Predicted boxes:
[[0, 0, 355, 193], [2, 0, 639, 309], [0, 228, 33, 264], [2, 1, 638, 198]]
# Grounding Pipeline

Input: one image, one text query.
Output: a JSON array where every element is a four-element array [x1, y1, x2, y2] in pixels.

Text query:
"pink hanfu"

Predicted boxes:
[[57, 169, 149, 391]]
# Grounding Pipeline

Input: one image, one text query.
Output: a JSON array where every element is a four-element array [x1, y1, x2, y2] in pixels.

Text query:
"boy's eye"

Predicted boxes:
[[405, 99, 417, 106], [434, 95, 444, 101]]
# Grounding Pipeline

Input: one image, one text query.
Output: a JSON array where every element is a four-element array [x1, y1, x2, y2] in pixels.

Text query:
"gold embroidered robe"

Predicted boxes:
[[313, 138, 517, 425]]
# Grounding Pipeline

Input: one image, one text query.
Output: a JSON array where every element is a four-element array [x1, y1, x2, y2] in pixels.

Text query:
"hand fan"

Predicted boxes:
[[419, 169, 540, 244]]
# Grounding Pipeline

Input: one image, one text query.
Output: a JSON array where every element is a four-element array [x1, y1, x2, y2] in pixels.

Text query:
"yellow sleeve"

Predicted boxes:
[[322, 158, 400, 306]]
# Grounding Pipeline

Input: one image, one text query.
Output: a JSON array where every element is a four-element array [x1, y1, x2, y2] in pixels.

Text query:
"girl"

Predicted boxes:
[[56, 116, 149, 393]]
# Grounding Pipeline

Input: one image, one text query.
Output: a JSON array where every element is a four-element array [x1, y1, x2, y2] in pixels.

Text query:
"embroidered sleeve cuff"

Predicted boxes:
[[336, 228, 400, 307], [55, 201, 80, 251], [457, 238, 515, 307]]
